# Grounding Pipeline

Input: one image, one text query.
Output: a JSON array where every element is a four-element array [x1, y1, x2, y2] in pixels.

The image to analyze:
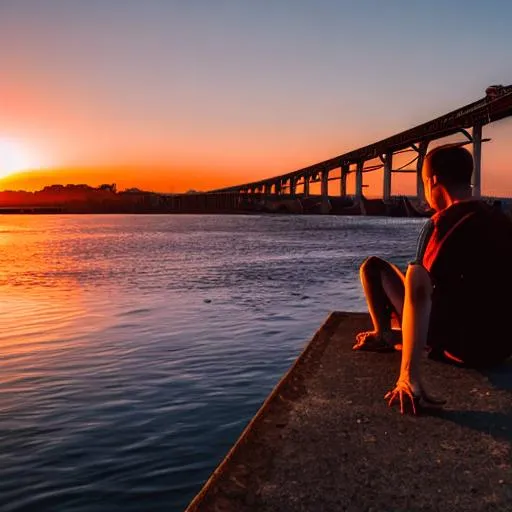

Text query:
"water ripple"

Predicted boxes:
[[0, 214, 424, 511]]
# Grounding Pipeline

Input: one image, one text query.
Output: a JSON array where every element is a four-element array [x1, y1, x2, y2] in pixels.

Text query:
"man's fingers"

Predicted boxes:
[[400, 388, 416, 415], [384, 387, 421, 415], [407, 390, 417, 415]]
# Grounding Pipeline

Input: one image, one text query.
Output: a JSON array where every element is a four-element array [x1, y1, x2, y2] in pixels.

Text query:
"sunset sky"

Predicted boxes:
[[1, 0, 512, 196]]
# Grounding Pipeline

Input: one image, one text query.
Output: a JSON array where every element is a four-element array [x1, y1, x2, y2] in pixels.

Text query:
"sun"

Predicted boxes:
[[0, 138, 38, 178]]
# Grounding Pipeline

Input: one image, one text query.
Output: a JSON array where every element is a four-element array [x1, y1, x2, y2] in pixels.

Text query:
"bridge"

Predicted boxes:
[[197, 84, 512, 215]]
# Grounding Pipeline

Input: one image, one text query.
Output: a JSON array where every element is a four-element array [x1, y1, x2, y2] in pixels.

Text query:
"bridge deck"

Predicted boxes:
[[213, 85, 512, 192], [186, 312, 512, 512]]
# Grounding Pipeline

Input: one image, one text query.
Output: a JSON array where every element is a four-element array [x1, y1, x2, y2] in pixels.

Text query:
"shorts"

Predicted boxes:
[[427, 296, 511, 367]]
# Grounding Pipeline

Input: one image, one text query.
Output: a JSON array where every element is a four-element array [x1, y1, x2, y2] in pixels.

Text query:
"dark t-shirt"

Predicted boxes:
[[415, 200, 512, 365]]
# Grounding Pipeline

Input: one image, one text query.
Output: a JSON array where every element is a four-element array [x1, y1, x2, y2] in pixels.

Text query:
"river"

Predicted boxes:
[[0, 214, 425, 511]]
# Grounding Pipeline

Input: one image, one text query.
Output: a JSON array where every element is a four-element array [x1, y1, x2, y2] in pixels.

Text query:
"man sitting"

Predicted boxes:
[[354, 143, 512, 414]]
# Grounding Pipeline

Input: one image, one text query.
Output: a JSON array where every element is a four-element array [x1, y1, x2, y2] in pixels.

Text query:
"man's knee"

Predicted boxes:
[[360, 256, 385, 277], [405, 264, 432, 303]]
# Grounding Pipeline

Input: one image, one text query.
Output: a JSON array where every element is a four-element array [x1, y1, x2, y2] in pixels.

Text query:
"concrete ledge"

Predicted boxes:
[[186, 312, 512, 512]]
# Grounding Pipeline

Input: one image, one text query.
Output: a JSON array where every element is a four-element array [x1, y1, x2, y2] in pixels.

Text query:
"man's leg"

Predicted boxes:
[[354, 256, 405, 350]]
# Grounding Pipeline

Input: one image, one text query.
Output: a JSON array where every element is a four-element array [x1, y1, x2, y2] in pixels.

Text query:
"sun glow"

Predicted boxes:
[[0, 138, 39, 178]]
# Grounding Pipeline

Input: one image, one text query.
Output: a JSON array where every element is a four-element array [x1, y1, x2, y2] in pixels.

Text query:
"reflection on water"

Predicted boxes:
[[0, 214, 424, 511]]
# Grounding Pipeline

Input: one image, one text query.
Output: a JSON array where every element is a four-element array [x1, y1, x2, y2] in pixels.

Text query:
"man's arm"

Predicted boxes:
[[385, 263, 440, 414]]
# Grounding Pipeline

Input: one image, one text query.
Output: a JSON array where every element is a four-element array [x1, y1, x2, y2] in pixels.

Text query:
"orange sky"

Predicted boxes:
[[2, 118, 511, 197], [1, 2, 512, 197], [1, 74, 511, 196]]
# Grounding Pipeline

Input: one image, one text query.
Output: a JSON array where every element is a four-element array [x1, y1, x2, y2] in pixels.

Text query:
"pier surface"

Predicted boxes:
[[186, 312, 512, 512]]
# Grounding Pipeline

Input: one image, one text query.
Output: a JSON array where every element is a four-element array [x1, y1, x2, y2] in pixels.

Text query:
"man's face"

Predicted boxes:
[[422, 159, 432, 206], [422, 158, 440, 210]]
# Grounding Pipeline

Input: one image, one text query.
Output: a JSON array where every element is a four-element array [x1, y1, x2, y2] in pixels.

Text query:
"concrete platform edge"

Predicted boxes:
[[185, 311, 359, 511]]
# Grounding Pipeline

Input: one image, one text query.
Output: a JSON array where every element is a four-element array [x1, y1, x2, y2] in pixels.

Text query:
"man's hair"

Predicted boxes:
[[425, 143, 474, 187]]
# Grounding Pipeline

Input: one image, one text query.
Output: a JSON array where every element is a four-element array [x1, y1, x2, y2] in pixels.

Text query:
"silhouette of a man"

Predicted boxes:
[[354, 143, 512, 413]]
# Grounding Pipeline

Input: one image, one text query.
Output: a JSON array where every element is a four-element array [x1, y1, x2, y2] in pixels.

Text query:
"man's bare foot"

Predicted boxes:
[[353, 329, 402, 352]]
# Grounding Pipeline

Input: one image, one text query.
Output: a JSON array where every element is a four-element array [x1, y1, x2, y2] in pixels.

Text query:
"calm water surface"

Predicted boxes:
[[0, 214, 425, 511]]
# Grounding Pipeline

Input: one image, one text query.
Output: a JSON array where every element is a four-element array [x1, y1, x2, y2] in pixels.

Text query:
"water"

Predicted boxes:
[[0, 214, 425, 511]]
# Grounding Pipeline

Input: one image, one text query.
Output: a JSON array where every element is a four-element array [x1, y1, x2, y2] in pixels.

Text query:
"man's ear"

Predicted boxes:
[[431, 175, 439, 186]]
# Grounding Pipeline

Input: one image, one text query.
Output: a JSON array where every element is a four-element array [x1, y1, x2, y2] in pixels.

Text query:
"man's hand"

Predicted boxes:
[[384, 379, 418, 414], [384, 379, 446, 415]]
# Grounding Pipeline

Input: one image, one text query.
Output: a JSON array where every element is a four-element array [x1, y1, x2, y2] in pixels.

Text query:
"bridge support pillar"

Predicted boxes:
[[383, 152, 392, 201], [303, 175, 310, 196], [264, 183, 272, 195], [321, 170, 329, 198], [355, 161, 364, 199], [416, 141, 429, 204], [340, 165, 348, 196], [472, 124, 482, 198], [320, 170, 330, 214], [290, 177, 297, 196]]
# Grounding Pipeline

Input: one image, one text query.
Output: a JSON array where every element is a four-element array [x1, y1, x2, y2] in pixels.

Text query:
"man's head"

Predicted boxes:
[[422, 143, 474, 211]]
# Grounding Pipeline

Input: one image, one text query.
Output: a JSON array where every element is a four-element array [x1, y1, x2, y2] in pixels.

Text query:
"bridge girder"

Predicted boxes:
[[211, 85, 512, 196]]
